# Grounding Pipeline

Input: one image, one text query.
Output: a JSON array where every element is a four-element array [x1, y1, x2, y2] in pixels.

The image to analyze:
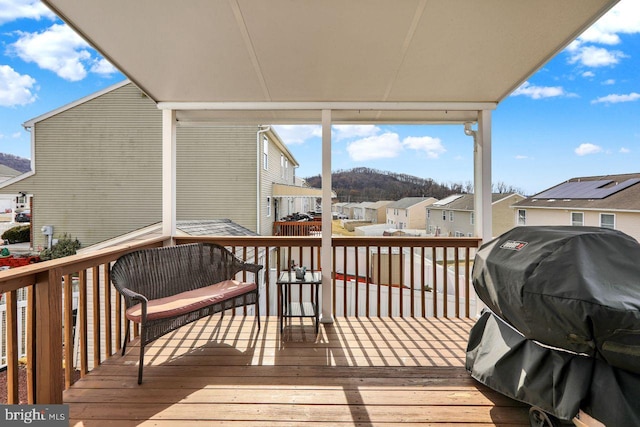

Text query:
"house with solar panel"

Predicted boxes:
[[512, 173, 640, 241], [426, 193, 525, 238]]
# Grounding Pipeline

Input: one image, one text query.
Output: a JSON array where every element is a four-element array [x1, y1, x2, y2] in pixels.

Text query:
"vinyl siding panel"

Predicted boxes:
[[492, 195, 524, 237], [176, 126, 257, 231], [520, 208, 640, 242], [24, 84, 162, 249]]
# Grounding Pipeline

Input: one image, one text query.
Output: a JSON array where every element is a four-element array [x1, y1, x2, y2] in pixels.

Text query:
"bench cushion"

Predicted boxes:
[[125, 279, 257, 323]]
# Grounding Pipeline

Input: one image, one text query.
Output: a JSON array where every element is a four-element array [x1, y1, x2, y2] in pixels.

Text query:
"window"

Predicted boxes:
[[262, 136, 268, 170], [571, 212, 584, 226], [600, 213, 615, 229], [266, 196, 271, 217], [449, 211, 454, 222], [470, 211, 474, 225], [517, 209, 526, 225], [426, 209, 430, 219], [442, 211, 447, 221]]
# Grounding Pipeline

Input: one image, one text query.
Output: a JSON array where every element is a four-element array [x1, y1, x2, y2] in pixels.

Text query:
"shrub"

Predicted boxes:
[[39, 234, 81, 260], [1, 225, 30, 244]]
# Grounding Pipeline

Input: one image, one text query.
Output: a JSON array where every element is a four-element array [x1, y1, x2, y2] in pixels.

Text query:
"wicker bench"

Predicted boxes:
[[111, 243, 262, 384]]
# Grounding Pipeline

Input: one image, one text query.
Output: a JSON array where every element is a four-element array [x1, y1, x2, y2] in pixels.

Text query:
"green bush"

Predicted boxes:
[[39, 234, 81, 260], [1, 225, 30, 244]]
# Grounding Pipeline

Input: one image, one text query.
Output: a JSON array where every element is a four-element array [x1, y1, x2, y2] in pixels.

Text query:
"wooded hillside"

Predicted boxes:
[[0, 153, 31, 173], [304, 167, 468, 202]]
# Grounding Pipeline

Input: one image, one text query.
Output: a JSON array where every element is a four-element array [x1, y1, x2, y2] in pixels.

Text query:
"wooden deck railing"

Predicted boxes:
[[272, 221, 321, 236], [0, 235, 481, 405]]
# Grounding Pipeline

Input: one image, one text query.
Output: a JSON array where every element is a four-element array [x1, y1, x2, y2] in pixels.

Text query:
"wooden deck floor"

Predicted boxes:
[[65, 316, 529, 426]]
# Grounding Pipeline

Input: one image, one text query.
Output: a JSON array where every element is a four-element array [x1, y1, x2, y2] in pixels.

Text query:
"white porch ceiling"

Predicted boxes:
[[44, 0, 618, 124]]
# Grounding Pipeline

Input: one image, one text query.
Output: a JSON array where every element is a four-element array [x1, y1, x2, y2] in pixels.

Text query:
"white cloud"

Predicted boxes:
[[511, 81, 566, 99], [11, 131, 21, 138], [581, 71, 595, 78], [333, 125, 380, 141], [515, 155, 529, 160], [90, 58, 118, 75], [591, 92, 640, 104], [568, 45, 626, 67], [273, 125, 321, 145], [602, 79, 616, 85], [402, 136, 445, 159], [11, 24, 91, 81], [575, 143, 603, 156], [274, 124, 383, 146], [0, 0, 55, 25], [620, 147, 630, 154], [0, 64, 36, 106], [347, 132, 402, 161], [565, 2, 640, 70], [578, 0, 640, 45]]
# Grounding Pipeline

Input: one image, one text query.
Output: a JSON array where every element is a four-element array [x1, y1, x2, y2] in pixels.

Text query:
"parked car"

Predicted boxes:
[[15, 211, 31, 223]]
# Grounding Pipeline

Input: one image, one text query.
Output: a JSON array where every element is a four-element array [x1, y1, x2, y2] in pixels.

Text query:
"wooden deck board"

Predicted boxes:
[[65, 316, 529, 426]]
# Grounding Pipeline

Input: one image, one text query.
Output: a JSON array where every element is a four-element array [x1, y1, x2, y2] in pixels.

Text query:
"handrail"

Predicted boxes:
[[0, 236, 166, 294], [0, 234, 480, 405]]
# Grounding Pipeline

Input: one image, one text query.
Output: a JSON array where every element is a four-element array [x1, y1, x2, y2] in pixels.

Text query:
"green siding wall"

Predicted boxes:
[[177, 126, 257, 230], [22, 84, 162, 249]]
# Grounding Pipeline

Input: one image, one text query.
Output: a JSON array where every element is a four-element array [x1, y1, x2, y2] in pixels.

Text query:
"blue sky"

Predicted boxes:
[[1, 0, 639, 195]]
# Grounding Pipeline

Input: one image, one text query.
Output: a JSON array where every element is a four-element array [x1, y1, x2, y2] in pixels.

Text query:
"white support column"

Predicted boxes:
[[473, 110, 492, 242], [162, 109, 177, 241], [320, 109, 334, 324]]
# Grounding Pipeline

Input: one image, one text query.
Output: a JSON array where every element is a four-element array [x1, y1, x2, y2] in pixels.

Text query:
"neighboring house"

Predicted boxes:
[[351, 202, 373, 220], [342, 202, 359, 219], [0, 81, 307, 248], [386, 197, 437, 230], [512, 173, 640, 242], [426, 193, 525, 238], [272, 183, 326, 220], [332, 202, 348, 217], [364, 200, 393, 224]]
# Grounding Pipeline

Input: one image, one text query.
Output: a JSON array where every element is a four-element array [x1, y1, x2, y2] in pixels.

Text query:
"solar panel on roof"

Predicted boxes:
[[535, 181, 610, 199], [534, 179, 640, 199]]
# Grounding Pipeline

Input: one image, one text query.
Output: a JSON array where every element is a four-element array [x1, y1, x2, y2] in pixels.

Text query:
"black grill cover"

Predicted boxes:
[[467, 310, 640, 424], [472, 226, 640, 374]]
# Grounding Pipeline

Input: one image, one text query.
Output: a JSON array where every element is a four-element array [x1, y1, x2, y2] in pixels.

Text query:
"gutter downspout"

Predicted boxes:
[[256, 126, 271, 234]]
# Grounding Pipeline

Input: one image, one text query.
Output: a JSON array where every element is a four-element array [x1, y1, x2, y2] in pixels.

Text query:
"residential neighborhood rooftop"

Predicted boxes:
[[514, 173, 640, 210], [387, 197, 435, 209]]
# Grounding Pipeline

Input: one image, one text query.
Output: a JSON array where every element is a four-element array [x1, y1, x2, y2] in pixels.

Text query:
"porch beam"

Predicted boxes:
[[321, 109, 334, 324], [158, 101, 497, 112], [162, 109, 177, 240]]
